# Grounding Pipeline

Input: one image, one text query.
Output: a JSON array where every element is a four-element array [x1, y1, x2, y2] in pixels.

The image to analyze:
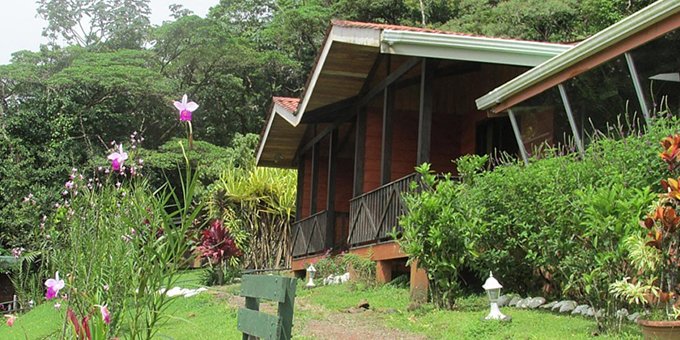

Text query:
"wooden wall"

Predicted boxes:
[[299, 61, 528, 213]]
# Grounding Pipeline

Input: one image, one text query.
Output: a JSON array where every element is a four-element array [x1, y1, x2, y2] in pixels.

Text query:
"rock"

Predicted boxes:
[[571, 304, 589, 315], [515, 298, 527, 308], [497, 295, 512, 307], [616, 308, 629, 318], [346, 307, 366, 314], [508, 297, 521, 307], [594, 309, 603, 318], [628, 312, 640, 322], [541, 301, 557, 309], [527, 297, 546, 309], [356, 300, 370, 309], [559, 301, 578, 313], [551, 301, 564, 312], [583, 307, 594, 317]]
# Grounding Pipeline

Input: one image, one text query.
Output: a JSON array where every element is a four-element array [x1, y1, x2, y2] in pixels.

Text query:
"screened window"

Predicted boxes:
[[563, 55, 645, 145], [512, 87, 575, 157], [631, 29, 680, 116]]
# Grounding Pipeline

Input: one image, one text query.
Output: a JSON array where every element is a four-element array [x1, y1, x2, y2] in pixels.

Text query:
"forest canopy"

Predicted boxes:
[[0, 0, 655, 250]]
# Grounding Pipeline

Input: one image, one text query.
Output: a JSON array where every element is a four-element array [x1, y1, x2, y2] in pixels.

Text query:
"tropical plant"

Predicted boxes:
[[207, 164, 296, 269], [24, 141, 203, 339], [610, 134, 680, 320], [196, 219, 244, 285]]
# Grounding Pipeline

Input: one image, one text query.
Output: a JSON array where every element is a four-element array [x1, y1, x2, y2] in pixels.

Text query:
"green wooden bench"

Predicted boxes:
[[237, 275, 297, 340]]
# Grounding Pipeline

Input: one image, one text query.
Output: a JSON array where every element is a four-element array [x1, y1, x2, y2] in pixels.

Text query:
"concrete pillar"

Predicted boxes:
[[409, 260, 429, 303], [376, 260, 392, 283]]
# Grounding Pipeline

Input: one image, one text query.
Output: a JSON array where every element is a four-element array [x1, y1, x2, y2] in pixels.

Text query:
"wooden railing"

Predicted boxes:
[[348, 173, 418, 247], [291, 210, 330, 258]]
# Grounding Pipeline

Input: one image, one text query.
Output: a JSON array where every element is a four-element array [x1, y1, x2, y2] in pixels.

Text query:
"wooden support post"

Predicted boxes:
[[295, 155, 305, 219], [409, 260, 429, 303], [326, 129, 337, 249], [381, 57, 394, 185], [376, 260, 392, 283], [353, 106, 366, 196], [558, 84, 585, 156], [310, 126, 319, 214], [508, 109, 529, 165], [417, 58, 433, 165], [624, 52, 651, 124]]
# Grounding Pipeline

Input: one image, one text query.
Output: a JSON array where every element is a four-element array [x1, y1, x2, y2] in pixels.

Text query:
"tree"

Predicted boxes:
[[37, 0, 152, 49]]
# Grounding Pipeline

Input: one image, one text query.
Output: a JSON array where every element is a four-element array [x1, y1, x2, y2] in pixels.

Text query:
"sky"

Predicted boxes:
[[0, 0, 219, 65]]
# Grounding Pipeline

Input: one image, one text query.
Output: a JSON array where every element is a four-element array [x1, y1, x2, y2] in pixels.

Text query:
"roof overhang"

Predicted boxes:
[[256, 98, 300, 168], [381, 30, 570, 67], [476, 0, 680, 114], [256, 20, 574, 167]]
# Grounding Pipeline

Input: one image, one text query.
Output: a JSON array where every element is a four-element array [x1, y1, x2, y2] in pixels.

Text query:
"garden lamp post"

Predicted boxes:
[[306, 264, 317, 288], [483, 271, 510, 321]]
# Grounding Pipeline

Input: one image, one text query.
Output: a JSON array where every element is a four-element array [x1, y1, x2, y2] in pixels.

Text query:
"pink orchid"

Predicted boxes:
[[45, 271, 65, 300], [173, 94, 198, 122], [107, 144, 128, 172], [99, 305, 111, 325]]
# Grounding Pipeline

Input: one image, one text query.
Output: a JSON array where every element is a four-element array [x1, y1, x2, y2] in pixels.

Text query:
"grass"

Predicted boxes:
[[295, 283, 642, 340], [0, 275, 643, 339]]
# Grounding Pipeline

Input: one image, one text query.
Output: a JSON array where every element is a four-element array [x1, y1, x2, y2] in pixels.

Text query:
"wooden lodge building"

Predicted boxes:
[[257, 0, 679, 299]]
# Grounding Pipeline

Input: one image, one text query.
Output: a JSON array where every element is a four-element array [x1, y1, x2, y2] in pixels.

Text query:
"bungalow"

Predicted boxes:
[[256, 20, 570, 298]]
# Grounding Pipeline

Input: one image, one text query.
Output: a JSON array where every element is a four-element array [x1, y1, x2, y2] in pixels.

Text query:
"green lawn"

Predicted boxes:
[[297, 284, 642, 340], [0, 274, 642, 339]]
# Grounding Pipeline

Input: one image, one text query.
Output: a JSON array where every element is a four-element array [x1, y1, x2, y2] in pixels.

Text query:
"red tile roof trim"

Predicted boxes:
[[332, 19, 473, 36], [272, 96, 300, 113], [331, 20, 575, 45]]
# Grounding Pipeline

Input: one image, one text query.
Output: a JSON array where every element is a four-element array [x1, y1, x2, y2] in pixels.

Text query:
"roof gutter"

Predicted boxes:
[[381, 30, 571, 67], [476, 0, 680, 111]]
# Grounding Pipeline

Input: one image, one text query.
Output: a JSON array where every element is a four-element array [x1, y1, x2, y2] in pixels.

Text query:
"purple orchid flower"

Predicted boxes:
[[45, 271, 65, 300], [107, 144, 129, 172], [99, 305, 111, 325], [173, 94, 199, 122]]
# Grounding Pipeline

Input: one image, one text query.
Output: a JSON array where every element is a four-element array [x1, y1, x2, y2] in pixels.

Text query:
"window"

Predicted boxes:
[[564, 55, 645, 145], [631, 29, 680, 116], [511, 87, 575, 157]]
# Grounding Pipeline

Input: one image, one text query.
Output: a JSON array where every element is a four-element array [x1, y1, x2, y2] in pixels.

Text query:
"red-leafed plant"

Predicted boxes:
[[196, 219, 242, 285], [611, 135, 680, 320]]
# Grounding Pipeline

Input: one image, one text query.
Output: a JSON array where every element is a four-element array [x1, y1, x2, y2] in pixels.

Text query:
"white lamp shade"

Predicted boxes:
[[482, 271, 503, 291]]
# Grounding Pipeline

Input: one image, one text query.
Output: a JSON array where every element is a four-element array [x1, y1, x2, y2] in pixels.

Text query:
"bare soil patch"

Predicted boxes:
[[211, 286, 425, 339]]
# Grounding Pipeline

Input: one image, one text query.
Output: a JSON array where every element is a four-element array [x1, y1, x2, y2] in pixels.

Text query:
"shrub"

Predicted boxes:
[[398, 116, 679, 315]]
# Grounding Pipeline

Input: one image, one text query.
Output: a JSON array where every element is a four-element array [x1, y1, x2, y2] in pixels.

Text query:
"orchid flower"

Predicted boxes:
[[107, 144, 128, 172], [173, 94, 198, 122], [99, 305, 111, 325], [45, 271, 65, 300], [174, 94, 199, 149]]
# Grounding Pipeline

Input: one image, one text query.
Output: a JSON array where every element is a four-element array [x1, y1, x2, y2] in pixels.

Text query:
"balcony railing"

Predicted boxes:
[[348, 173, 418, 247], [291, 210, 329, 258]]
